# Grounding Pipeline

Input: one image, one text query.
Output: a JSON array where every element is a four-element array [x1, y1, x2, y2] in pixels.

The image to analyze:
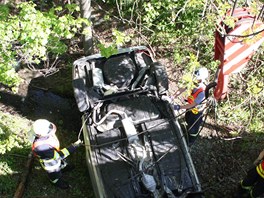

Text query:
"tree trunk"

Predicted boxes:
[[79, 0, 94, 55]]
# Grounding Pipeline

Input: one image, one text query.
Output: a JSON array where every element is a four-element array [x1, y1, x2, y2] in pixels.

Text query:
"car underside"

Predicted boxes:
[[72, 46, 203, 198]]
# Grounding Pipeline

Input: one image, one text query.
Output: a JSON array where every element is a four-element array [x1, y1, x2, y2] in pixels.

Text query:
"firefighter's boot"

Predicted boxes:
[[54, 178, 70, 189], [61, 164, 75, 173]]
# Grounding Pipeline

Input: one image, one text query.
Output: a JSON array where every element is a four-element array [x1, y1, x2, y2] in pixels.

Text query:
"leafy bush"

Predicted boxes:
[[105, 0, 264, 134], [0, 111, 32, 196], [0, 2, 89, 88], [98, 29, 131, 58], [0, 112, 31, 154], [216, 51, 264, 134]]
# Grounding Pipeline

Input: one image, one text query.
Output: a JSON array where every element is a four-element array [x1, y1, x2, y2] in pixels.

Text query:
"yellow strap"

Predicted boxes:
[[257, 164, 264, 179], [191, 108, 199, 114], [240, 180, 251, 190], [61, 148, 70, 157]]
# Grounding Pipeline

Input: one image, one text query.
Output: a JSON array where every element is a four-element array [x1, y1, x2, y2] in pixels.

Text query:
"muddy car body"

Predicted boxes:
[[72, 46, 203, 198]]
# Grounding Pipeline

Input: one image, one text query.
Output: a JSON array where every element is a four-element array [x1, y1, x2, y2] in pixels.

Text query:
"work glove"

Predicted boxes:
[[174, 104, 181, 111], [72, 139, 83, 148]]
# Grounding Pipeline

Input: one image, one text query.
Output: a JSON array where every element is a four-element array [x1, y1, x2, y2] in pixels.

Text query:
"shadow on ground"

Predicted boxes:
[[0, 69, 94, 198]]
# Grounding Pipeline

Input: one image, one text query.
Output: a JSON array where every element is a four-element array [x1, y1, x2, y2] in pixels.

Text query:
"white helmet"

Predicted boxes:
[[33, 119, 56, 137], [194, 67, 208, 81]]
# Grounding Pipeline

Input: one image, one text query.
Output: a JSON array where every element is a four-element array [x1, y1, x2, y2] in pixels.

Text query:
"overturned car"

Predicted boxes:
[[72, 46, 203, 198]]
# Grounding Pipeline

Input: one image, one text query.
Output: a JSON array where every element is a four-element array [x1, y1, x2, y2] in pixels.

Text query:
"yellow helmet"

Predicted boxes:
[[33, 119, 56, 137]]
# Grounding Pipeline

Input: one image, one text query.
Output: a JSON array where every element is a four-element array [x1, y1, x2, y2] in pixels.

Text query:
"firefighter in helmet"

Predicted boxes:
[[31, 119, 82, 189], [236, 149, 264, 197], [174, 67, 208, 145]]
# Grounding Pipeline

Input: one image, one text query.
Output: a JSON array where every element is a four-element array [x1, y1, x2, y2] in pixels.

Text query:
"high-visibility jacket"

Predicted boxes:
[[256, 160, 264, 179], [32, 134, 76, 173], [187, 87, 205, 114]]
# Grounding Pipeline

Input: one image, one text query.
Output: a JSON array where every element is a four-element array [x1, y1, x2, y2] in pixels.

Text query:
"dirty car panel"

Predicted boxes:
[[72, 46, 203, 198]]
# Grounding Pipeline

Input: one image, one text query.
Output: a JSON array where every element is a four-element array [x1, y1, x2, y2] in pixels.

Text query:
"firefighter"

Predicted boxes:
[[174, 67, 208, 145], [236, 149, 264, 197], [31, 119, 82, 189]]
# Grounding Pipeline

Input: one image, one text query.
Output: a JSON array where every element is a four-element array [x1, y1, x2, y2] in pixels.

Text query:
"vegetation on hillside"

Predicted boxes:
[[0, 0, 263, 197], [0, 111, 31, 196], [101, 0, 264, 134], [0, 2, 89, 90]]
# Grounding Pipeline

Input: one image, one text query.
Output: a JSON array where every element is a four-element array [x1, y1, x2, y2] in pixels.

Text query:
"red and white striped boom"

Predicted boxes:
[[214, 7, 264, 100]]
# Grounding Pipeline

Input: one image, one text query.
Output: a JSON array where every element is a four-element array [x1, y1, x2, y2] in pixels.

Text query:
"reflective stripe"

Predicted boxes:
[[191, 108, 199, 114], [51, 178, 59, 184], [240, 180, 251, 190], [189, 133, 199, 137], [32, 135, 60, 155], [41, 151, 60, 162], [42, 157, 56, 163], [187, 88, 204, 104], [61, 148, 70, 157], [256, 162, 264, 179], [39, 151, 62, 172], [187, 88, 204, 114], [40, 158, 61, 171], [187, 95, 195, 104]]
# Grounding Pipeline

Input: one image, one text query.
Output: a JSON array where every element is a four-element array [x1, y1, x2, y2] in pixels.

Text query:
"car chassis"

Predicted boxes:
[[72, 46, 203, 198]]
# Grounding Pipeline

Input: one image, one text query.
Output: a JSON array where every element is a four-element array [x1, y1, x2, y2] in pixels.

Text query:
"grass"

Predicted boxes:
[[24, 127, 94, 198], [0, 110, 94, 197], [0, 111, 31, 197]]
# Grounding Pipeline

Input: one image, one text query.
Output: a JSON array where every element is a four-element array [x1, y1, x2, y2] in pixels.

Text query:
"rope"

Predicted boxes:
[[77, 88, 221, 147], [79, 98, 219, 149], [183, 101, 211, 145], [80, 110, 184, 148], [112, 144, 179, 189], [77, 112, 90, 140]]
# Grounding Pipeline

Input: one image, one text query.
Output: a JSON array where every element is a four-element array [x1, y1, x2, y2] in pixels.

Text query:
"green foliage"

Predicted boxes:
[[216, 50, 264, 134], [249, 116, 264, 133], [102, 0, 264, 134], [103, 0, 134, 9], [0, 2, 89, 88], [0, 63, 21, 89], [112, 29, 131, 46], [178, 53, 200, 91], [0, 111, 31, 196], [98, 29, 131, 58], [98, 43, 118, 58], [0, 112, 31, 154], [247, 76, 263, 96], [126, 0, 217, 87]]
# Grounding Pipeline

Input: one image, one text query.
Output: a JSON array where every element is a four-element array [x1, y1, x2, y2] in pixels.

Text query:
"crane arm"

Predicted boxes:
[[213, 7, 264, 100]]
